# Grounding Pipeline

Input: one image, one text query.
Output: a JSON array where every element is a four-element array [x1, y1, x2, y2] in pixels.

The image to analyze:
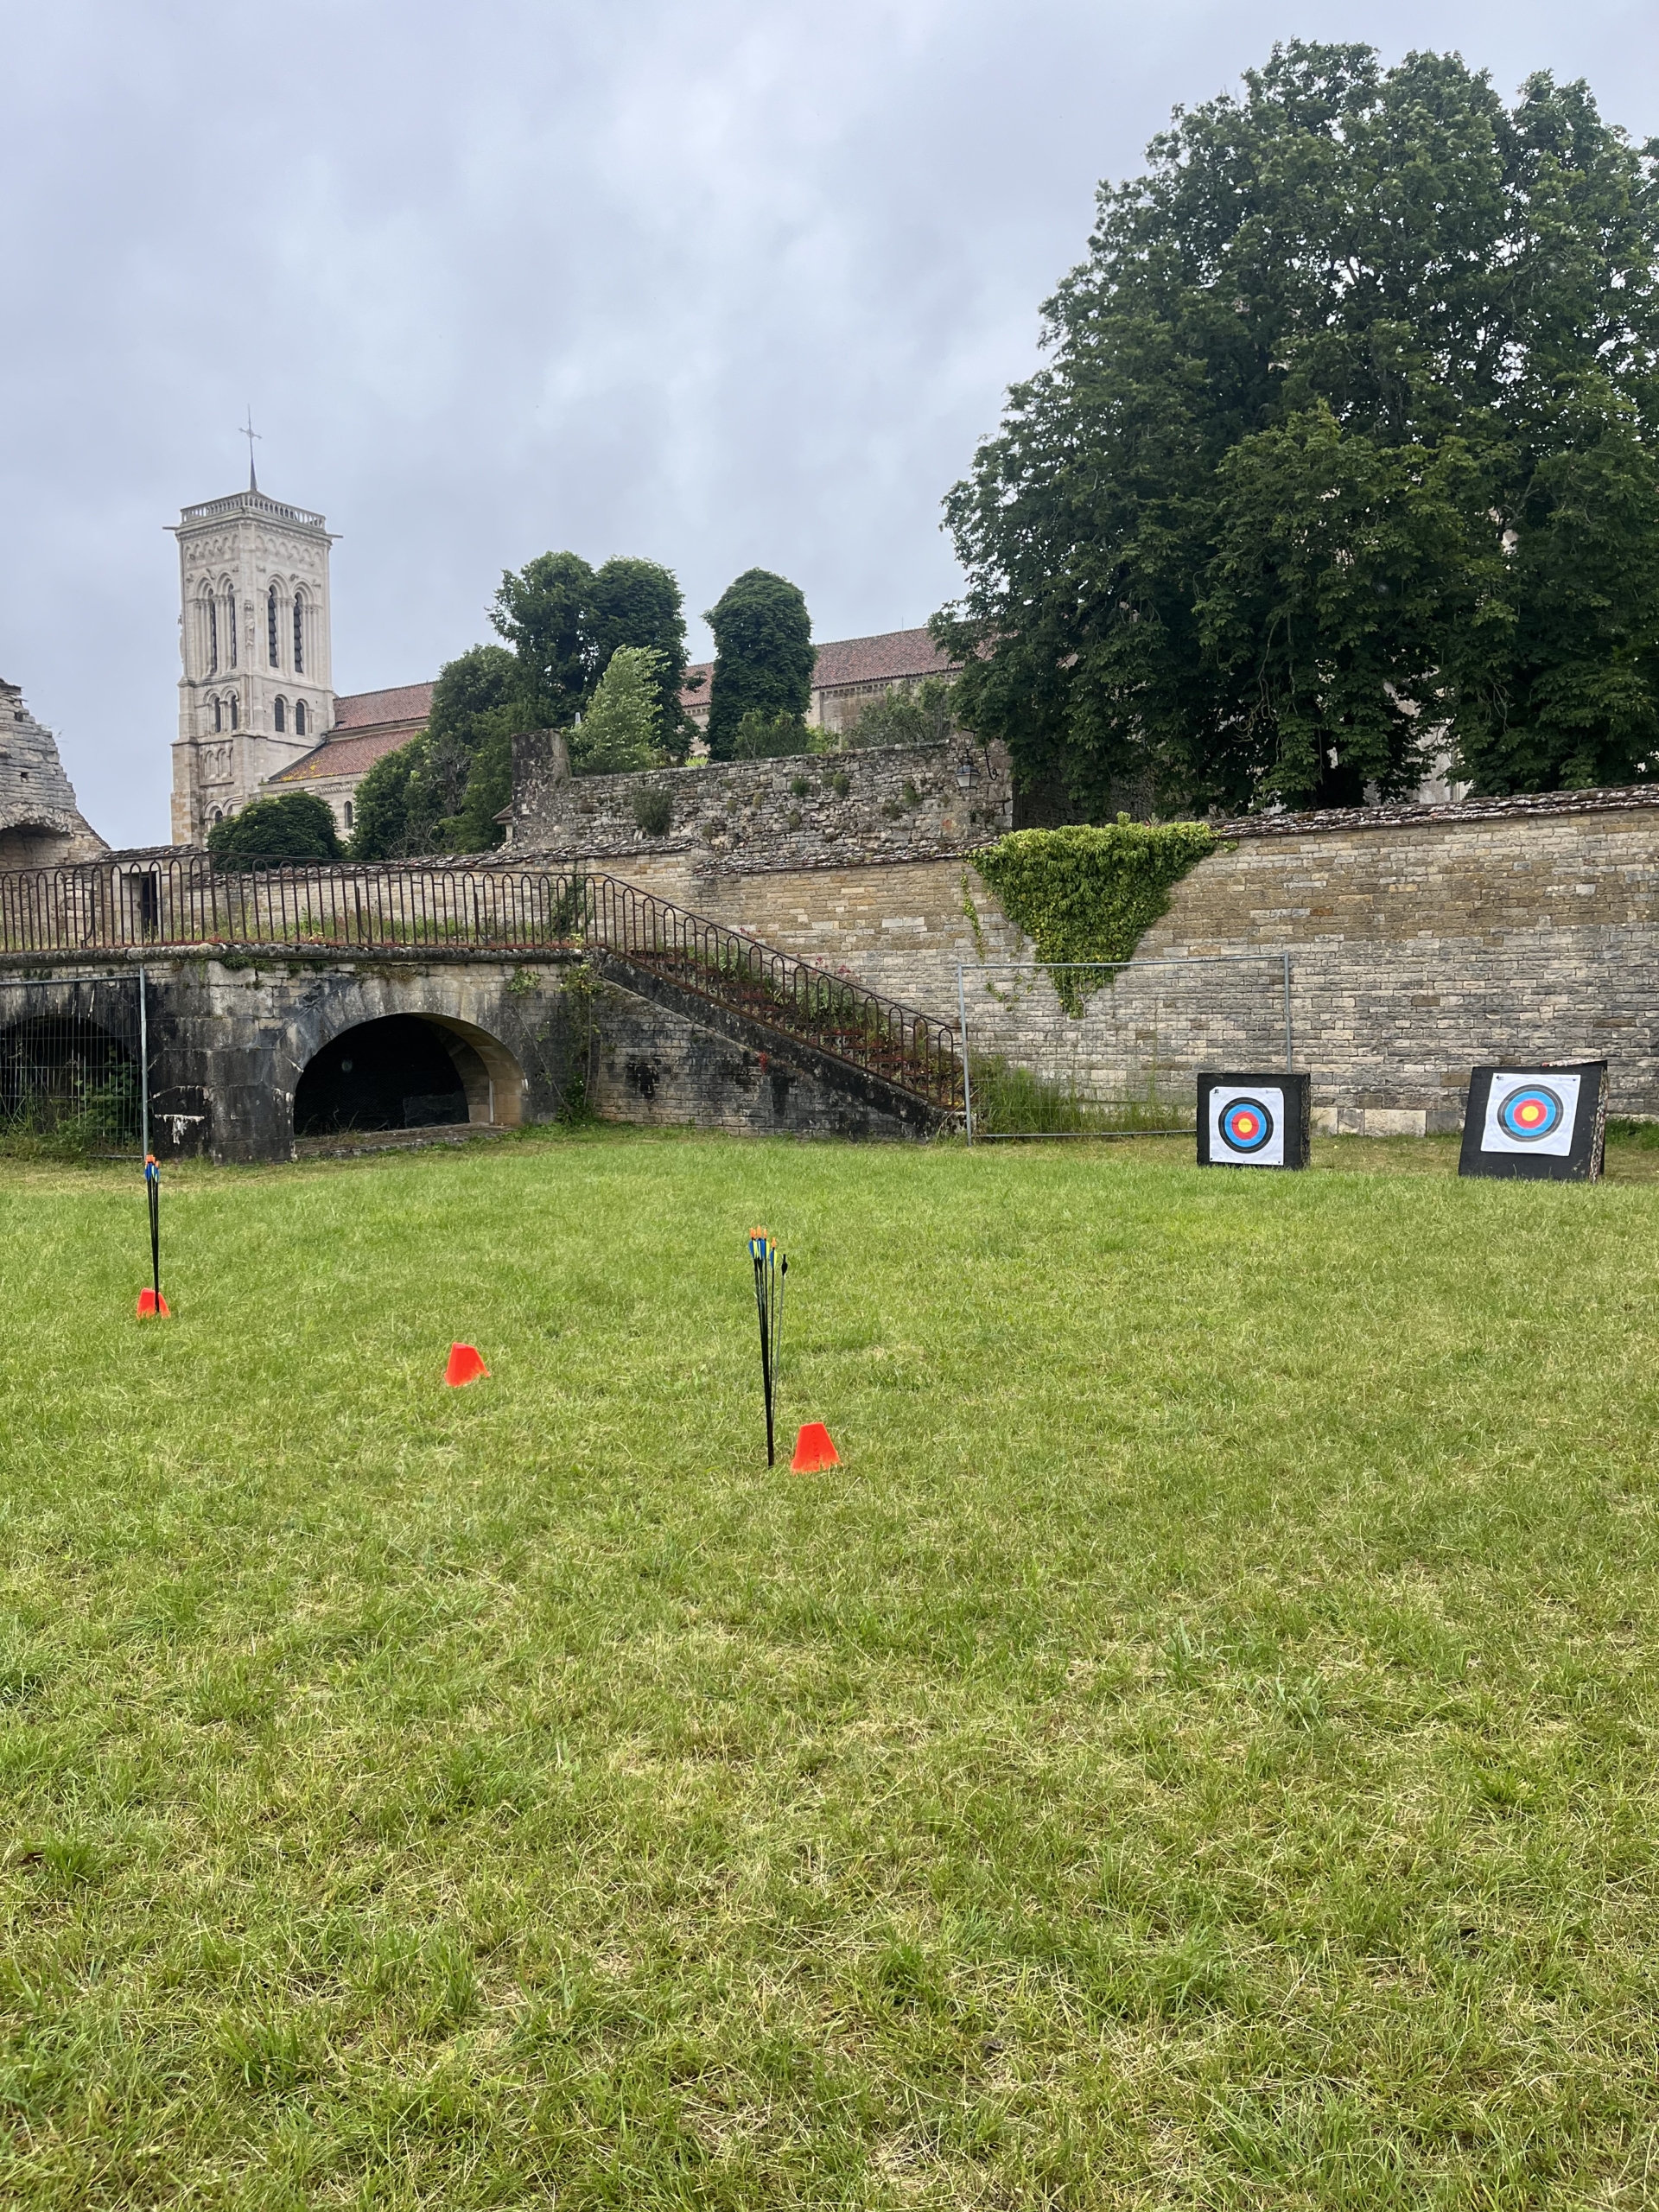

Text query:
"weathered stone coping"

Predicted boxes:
[[1215, 784, 1659, 839]]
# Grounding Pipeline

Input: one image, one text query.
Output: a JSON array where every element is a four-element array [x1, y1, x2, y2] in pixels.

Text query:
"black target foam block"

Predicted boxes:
[[1459, 1061, 1607, 1182], [1196, 1072, 1311, 1170]]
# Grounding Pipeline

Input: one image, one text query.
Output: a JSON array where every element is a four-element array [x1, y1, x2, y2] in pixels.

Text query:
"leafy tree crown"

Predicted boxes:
[[207, 791, 342, 870], [937, 42, 1659, 812], [704, 570, 814, 760]]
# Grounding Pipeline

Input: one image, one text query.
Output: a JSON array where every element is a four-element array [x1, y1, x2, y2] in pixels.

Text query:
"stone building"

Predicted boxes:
[[680, 624, 958, 739], [168, 475, 337, 842], [0, 677, 108, 868], [260, 682, 435, 842]]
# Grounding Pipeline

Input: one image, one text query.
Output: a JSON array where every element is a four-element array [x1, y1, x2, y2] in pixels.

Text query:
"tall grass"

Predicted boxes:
[[968, 1051, 1188, 1135]]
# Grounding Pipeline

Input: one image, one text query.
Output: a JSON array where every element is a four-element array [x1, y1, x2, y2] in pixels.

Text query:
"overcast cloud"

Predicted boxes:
[[2, 0, 1656, 846]]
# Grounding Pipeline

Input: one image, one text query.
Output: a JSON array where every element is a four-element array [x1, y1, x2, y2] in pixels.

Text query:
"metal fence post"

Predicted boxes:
[[957, 964, 974, 1146], [1283, 950, 1293, 1072], [138, 964, 149, 1161]]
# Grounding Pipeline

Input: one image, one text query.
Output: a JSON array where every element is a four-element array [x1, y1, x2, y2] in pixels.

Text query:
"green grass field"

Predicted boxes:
[[3, 1127, 1659, 2208]]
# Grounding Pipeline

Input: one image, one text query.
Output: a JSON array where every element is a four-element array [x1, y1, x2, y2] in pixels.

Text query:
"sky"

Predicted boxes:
[[2, 0, 1656, 848]]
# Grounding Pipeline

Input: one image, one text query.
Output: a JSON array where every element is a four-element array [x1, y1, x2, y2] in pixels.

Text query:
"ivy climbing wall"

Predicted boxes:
[[600, 785, 1659, 1131]]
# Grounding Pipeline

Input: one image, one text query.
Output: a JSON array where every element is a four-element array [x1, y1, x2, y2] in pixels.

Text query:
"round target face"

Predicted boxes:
[[1220, 1096, 1274, 1154], [1495, 1084, 1565, 1144]]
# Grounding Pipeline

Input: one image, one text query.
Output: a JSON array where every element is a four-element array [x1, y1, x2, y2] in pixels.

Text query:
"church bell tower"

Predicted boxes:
[[168, 462, 336, 845]]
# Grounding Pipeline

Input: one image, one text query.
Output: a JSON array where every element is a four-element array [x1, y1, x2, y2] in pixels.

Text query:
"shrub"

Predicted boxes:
[[632, 786, 673, 837], [731, 709, 811, 760], [208, 792, 343, 870]]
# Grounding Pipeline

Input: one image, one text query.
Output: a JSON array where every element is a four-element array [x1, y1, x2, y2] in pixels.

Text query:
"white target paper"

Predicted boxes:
[[1480, 1070, 1581, 1159], [1209, 1084, 1287, 1167]]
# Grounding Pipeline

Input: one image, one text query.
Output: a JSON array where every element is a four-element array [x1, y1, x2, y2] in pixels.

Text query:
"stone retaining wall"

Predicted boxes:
[[584, 786, 1659, 1129], [505, 731, 1011, 870]]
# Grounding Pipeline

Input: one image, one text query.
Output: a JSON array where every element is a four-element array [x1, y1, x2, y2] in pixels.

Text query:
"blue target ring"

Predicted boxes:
[[1497, 1084, 1565, 1143], [1220, 1096, 1274, 1154]]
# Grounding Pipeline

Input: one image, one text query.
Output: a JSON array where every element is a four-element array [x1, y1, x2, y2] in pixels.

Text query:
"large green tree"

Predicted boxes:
[[350, 645, 523, 861], [490, 551, 693, 761], [589, 559, 693, 763], [704, 569, 815, 760], [936, 43, 1659, 813]]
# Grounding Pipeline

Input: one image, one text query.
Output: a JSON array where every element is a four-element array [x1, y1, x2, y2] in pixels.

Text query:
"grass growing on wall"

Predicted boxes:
[[971, 819, 1219, 1010], [3, 1128, 1659, 2204]]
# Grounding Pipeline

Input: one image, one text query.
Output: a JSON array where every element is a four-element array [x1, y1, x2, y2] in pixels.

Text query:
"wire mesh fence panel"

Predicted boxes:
[[957, 957, 1292, 1140], [0, 975, 145, 1156]]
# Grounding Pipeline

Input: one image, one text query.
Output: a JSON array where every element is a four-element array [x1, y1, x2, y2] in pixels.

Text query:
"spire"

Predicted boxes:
[[240, 406, 261, 493]]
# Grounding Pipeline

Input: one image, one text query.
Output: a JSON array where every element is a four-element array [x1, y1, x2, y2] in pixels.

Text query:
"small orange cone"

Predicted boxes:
[[789, 1421, 839, 1474], [137, 1288, 171, 1318], [443, 1342, 489, 1387]]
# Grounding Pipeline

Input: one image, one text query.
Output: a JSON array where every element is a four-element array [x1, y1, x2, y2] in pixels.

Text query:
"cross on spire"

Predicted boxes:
[[239, 407, 261, 493]]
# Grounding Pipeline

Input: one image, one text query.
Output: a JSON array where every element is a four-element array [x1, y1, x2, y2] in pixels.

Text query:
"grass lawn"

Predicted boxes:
[[3, 1126, 1659, 2207]]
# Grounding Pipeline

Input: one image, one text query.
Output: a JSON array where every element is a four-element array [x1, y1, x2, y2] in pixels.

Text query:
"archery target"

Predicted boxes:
[[1209, 1084, 1287, 1166], [1481, 1070, 1580, 1160]]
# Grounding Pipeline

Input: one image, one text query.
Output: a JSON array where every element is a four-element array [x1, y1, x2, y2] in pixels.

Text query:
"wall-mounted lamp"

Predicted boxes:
[[955, 758, 976, 790]]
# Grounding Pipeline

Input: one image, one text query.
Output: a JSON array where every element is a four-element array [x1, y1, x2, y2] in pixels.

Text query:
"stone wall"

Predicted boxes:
[[505, 731, 1011, 871], [0, 678, 108, 868], [0, 951, 930, 1161], [579, 786, 1659, 1131]]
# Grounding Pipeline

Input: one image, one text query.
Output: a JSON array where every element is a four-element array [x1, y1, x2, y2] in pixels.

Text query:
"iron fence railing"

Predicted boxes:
[[583, 874, 963, 1111], [0, 857, 963, 1112]]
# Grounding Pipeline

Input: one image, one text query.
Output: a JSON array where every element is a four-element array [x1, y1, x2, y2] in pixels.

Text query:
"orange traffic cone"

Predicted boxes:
[[789, 1421, 840, 1473], [137, 1288, 171, 1318], [443, 1342, 489, 1387]]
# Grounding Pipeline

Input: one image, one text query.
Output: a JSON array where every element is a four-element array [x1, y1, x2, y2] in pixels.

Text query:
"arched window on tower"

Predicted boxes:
[[213, 696, 223, 733], [207, 595, 219, 675], [292, 593, 305, 676], [226, 586, 238, 667], [274, 696, 286, 734], [295, 700, 308, 737], [228, 694, 238, 730], [268, 585, 280, 668]]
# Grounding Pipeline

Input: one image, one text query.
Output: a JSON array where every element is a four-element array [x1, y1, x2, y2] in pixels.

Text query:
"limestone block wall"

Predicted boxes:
[[588, 786, 1659, 1130], [0, 951, 930, 1161], [506, 732, 1011, 870]]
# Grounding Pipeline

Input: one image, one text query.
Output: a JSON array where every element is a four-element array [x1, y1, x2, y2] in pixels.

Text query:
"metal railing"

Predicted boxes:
[[584, 874, 963, 1110], [0, 856, 963, 1112]]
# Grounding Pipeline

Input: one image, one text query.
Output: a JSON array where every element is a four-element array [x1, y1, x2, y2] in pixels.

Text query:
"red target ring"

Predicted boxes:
[[1220, 1096, 1274, 1154]]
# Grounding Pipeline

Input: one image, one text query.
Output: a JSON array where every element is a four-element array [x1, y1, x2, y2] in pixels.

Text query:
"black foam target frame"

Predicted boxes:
[[1196, 1071, 1311, 1171], [1459, 1061, 1608, 1182]]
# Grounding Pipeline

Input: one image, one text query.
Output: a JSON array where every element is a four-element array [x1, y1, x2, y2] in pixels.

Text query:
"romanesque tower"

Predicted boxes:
[[168, 471, 336, 844]]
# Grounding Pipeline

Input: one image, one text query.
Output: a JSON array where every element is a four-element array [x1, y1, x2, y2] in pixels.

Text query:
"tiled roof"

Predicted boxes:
[[332, 681, 435, 728], [811, 627, 957, 690], [678, 629, 957, 712], [269, 727, 415, 784]]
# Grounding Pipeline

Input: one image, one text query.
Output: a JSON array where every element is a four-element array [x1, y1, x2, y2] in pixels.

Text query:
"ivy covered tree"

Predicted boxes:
[[936, 42, 1659, 813], [704, 569, 815, 760], [208, 791, 342, 869]]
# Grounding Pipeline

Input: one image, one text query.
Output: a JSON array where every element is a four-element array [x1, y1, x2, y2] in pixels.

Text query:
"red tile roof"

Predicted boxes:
[[332, 681, 435, 728], [269, 727, 416, 784], [810, 626, 957, 690]]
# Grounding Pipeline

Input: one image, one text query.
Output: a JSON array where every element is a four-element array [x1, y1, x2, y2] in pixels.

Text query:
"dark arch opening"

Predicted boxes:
[[0, 1016, 138, 1146], [294, 1014, 523, 1137]]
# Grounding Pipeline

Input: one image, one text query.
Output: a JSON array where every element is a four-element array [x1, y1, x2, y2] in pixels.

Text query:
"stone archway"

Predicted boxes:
[[293, 1012, 527, 1137]]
